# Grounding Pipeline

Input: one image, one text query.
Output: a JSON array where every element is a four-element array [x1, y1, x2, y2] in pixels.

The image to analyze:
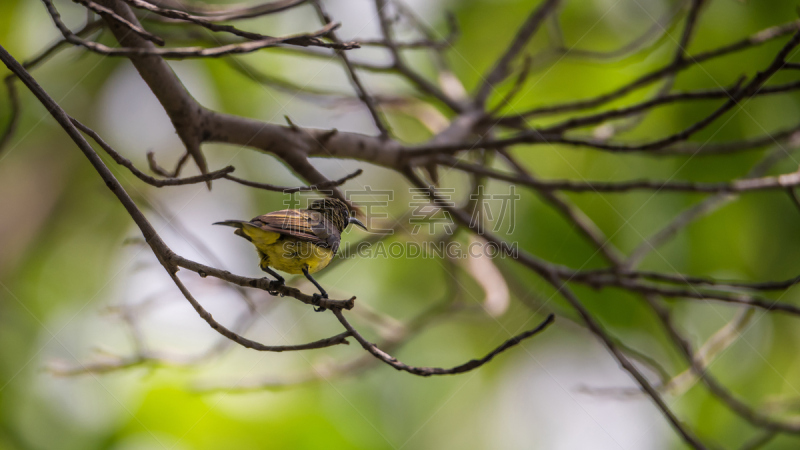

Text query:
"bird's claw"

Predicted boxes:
[[265, 277, 285, 295], [311, 293, 329, 312]]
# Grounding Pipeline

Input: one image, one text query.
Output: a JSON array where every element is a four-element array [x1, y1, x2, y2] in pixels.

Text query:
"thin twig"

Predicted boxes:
[[223, 169, 363, 193], [645, 296, 800, 433], [373, 0, 464, 112], [73, 119, 234, 186], [1, 19, 104, 154], [474, 0, 560, 107], [75, 0, 165, 45], [147, 0, 308, 22], [44, 0, 351, 58], [508, 20, 800, 119], [497, 148, 624, 265], [440, 155, 800, 194], [333, 308, 554, 376], [124, 0, 351, 48], [625, 148, 788, 268], [313, 0, 390, 138], [169, 269, 352, 352]]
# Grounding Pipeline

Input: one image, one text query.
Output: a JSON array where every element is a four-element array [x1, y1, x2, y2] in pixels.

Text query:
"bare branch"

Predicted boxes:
[[373, 0, 464, 112], [198, 296, 462, 391], [544, 275, 709, 450], [75, 0, 165, 45], [169, 269, 352, 352], [44, 0, 352, 59], [548, 0, 689, 63], [625, 148, 789, 268], [497, 148, 624, 265], [603, 280, 800, 317], [474, 0, 560, 107], [440, 156, 800, 194], [509, 20, 800, 119], [645, 296, 800, 433], [73, 119, 235, 186], [578, 268, 800, 293], [404, 169, 708, 448], [0, 42, 356, 346], [224, 168, 363, 193], [18, 0, 800, 441], [147, 0, 308, 22], [333, 308, 554, 376], [1, 19, 104, 154], [124, 0, 353, 49], [312, 0, 390, 138], [147, 150, 190, 177], [488, 55, 533, 115]]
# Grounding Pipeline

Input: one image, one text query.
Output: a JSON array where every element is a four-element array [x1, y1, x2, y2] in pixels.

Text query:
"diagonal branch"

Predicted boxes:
[[473, 0, 560, 107], [169, 269, 352, 352], [645, 295, 800, 433], [507, 20, 800, 120], [0, 43, 357, 350], [333, 308, 554, 376], [497, 148, 624, 265], [147, 0, 308, 22], [74, 0, 165, 45], [123, 0, 354, 48], [404, 168, 708, 448], [73, 119, 235, 186], [544, 276, 709, 450], [312, 0, 391, 138], [224, 169, 363, 193], [1, 19, 104, 154], [624, 148, 788, 269], [45, 0, 352, 60], [373, 0, 464, 113]]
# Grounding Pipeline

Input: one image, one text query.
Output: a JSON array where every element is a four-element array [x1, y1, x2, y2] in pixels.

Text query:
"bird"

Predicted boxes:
[[214, 197, 366, 309]]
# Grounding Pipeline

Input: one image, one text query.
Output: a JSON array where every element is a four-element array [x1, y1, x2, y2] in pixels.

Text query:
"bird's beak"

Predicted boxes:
[[349, 216, 367, 231]]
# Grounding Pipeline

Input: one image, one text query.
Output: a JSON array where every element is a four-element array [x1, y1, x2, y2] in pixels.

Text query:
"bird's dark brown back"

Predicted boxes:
[[248, 198, 351, 254]]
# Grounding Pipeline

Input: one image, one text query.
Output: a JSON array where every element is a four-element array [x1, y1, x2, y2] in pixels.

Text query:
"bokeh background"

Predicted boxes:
[[2, 0, 800, 449]]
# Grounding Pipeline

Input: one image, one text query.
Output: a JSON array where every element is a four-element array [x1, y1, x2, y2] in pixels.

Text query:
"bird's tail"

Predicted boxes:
[[213, 220, 248, 228], [213, 220, 254, 241]]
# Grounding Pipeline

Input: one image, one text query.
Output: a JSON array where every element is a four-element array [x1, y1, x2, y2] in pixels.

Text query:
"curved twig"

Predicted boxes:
[[333, 309, 555, 376], [44, 0, 352, 58], [223, 169, 363, 193]]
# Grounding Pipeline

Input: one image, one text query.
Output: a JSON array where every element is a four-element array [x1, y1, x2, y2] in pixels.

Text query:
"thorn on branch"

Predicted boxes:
[[285, 115, 300, 131], [318, 127, 338, 145]]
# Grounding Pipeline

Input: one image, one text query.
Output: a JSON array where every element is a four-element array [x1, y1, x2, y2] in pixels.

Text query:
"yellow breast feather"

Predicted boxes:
[[259, 238, 334, 275]]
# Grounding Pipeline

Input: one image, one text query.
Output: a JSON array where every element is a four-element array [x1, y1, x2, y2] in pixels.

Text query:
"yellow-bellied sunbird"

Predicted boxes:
[[214, 198, 366, 307]]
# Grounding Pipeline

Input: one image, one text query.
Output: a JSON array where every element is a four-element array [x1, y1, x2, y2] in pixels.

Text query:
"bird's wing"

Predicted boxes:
[[250, 209, 338, 249]]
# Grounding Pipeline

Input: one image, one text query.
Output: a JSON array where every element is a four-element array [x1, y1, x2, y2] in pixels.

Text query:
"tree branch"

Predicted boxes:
[[333, 309, 555, 376], [473, 0, 560, 107]]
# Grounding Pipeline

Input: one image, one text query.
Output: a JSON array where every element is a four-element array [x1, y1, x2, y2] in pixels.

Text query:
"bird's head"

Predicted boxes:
[[309, 197, 367, 232]]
